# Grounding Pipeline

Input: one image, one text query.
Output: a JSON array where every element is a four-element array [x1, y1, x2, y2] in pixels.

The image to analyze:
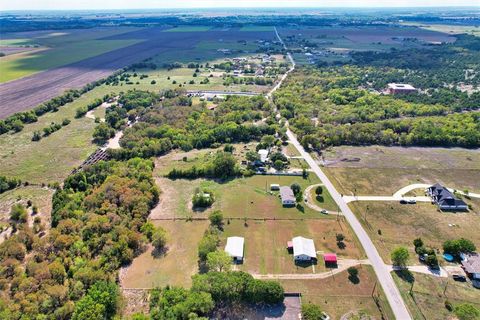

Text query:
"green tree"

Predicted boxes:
[[315, 186, 323, 195], [291, 183, 301, 195], [391, 247, 409, 267], [92, 123, 115, 144], [302, 303, 324, 320], [198, 233, 219, 262], [454, 303, 480, 320], [246, 150, 260, 162], [208, 211, 223, 229], [206, 251, 232, 272], [72, 296, 105, 320], [10, 203, 27, 223], [152, 226, 167, 251]]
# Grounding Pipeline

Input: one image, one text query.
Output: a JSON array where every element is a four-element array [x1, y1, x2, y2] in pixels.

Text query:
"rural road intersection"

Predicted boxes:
[[286, 128, 412, 320]]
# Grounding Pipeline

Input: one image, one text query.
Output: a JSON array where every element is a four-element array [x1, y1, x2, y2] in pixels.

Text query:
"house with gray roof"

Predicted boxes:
[[427, 183, 468, 211]]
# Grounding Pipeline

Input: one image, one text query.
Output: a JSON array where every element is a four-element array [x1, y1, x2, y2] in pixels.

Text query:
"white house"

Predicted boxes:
[[292, 236, 317, 261], [225, 236, 245, 262], [280, 186, 296, 206], [258, 149, 269, 163]]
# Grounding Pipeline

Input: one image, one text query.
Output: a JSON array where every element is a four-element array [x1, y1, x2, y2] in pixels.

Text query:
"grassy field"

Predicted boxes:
[[0, 186, 54, 226], [402, 23, 480, 37], [281, 266, 394, 320], [163, 26, 212, 32], [240, 26, 274, 32], [0, 87, 118, 184], [121, 220, 209, 288], [322, 146, 480, 195], [222, 218, 363, 275], [349, 201, 480, 264], [393, 270, 480, 320], [309, 186, 338, 212], [0, 27, 142, 83]]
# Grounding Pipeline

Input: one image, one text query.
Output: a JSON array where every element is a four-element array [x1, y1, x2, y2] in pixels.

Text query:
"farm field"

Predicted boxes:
[[322, 146, 480, 195], [280, 266, 394, 320], [393, 271, 480, 320], [349, 201, 480, 264], [0, 27, 143, 82], [0, 27, 276, 118], [402, 23, 480, 37], [222, 219, 363, 275]]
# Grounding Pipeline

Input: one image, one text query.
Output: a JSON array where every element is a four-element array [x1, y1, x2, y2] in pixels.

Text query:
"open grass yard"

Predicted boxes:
[[0, 86, 121, 184], [280, 266, 394, 320], [163, 26, 212, 32], [222, 218, 363, 275], [393, 271, 480, 320], [308, 186, 338, 212], [322, 146, 480, 195], [120, 220, 209, 289], [349, 201, 480, 264]]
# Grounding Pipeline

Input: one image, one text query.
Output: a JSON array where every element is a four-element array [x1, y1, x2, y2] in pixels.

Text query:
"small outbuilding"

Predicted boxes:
[[323, 253, 338, 265], [225, 236, 245, 262], [280, 186, 296, 206], [270, 183, 280, 191], [387, 83, 416, 95], [292, 236, 317, 261], [258, 149, 269, 163]]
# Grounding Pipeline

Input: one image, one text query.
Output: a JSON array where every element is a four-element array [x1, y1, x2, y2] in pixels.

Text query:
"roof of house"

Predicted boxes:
[[280, 186, 296, 203], [324, 253, 337, 263], [292, 236, 316, 258], [462, 255, 480, 274], [428, 184, 467, 208], [388, 83, 416, 90], [225, 236, 244, 258], [258, 149, 269, 162]]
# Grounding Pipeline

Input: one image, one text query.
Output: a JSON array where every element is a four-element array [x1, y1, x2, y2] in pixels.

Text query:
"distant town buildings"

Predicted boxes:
[[387, 83, 416, 95]]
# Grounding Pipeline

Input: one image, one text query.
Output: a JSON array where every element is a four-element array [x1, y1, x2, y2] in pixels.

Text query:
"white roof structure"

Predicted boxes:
[[258, 149, 269, 162], [225, 236, 245, 259], [387, 83, 416, 90], [292, 236, 316, 259]]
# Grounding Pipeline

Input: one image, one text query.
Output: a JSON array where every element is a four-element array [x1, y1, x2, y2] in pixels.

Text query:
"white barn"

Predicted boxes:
[[292, 236, 317, 261], [225, 236, 245, 262]]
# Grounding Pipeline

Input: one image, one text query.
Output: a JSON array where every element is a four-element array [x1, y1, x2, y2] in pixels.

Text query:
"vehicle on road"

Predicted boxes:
[[400, 199, 408, 204], [452, 274, 467, 282], [320, 209, 328, 214], [407, 199, 417, 204]]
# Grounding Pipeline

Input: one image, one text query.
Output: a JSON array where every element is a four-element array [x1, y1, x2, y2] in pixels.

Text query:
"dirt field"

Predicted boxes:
[[0, 27, 275, 119], [393, 271, 480, 320], [280, 266, 394, 320], [223, 219, 363, 275]]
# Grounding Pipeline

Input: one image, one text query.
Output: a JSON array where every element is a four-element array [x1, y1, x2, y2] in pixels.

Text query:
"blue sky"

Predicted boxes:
[[2, 0, 478, 11]]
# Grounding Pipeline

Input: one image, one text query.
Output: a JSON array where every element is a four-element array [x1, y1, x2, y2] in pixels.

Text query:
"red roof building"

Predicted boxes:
[[323, 253, 337, 263]]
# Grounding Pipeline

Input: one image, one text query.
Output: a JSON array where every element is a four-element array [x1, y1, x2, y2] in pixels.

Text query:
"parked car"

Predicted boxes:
[[320, 209, 328, 214], [452, 274, 467, 282], [400, 199, 408, 204], [407, 199, 417, 204]]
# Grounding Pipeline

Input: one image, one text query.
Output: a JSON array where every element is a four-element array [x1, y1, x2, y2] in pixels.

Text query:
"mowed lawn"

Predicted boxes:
[[393, 271, 480, 320], [0, 27, 141, 82], [121, 220, 209, 289], [280, 266, 394, 320], [349, 201, 480, 264], [222, 219, 363, 275]]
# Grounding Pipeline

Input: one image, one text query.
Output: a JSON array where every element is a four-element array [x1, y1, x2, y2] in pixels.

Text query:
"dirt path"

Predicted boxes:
[[252, 259, 371, 280], [304, 184, 341, 215]]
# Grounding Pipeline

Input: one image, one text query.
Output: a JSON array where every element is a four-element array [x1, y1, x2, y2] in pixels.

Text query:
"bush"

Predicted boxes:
[[209, 211, 223, 228], [152, 227, 167, 251], [75, 106, 88, 118], [454, 303, 480, 320], [193, 190, 215, 208], [391, 247, 409, 267], [10, 204, 27, 223]]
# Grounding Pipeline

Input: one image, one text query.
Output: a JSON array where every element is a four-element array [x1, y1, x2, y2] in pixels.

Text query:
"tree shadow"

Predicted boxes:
[[316, 195, 324, 203], [348, 275, 360, 284], [337, 241, 346, 250], [296, 204, 305, 213], [395, 269, 415, 283], [151, 246, 168, 259]]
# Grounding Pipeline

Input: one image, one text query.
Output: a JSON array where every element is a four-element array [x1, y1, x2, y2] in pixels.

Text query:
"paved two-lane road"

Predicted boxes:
[[286, 129, 412, 320]]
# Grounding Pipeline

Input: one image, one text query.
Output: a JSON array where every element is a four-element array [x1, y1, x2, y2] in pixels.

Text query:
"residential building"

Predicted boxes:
[[292, 236, 317, 261], [258, 149, 269, 163], [225, 236, 245, 262], [462, 254, 480, 280], [427, 183, 468, 211], [280, 186, 296, 206]]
